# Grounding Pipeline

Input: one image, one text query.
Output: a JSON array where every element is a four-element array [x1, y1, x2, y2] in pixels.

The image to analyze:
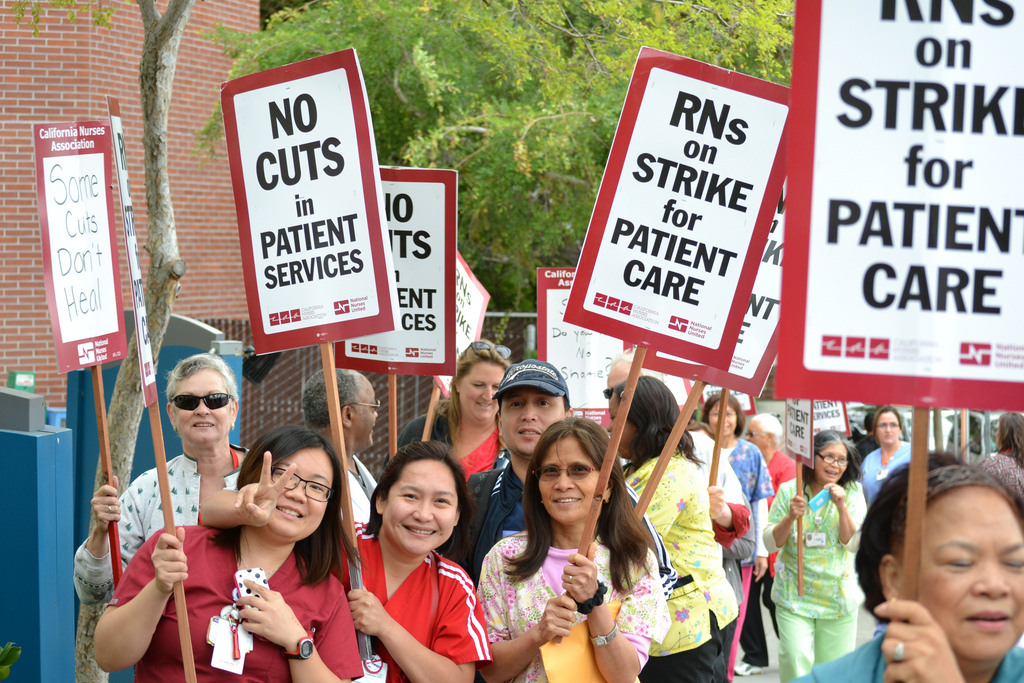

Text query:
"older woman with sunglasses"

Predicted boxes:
[[398, 339, 512, 478], [764, 430, 866, 683], [74, 353, 245, 605]]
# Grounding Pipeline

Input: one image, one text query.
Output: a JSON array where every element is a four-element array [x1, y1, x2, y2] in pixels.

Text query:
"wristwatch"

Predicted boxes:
[[283, 630, 315, 660], [590, 622, 619, 647]]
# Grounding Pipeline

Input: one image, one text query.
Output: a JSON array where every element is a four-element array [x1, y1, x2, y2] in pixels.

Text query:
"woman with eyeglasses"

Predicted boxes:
[[859, 405, 911, 504], [74, 353, 245, 605], [763, 430, 865, 683], [478, 417, 669, 683], [94, 425, 363, 682], [398, 339, 512, 478]]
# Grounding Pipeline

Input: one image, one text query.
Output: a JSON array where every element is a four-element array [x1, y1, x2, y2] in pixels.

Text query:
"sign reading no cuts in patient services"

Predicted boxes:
[[108, 97, 159, 405], [647, 185, 786, 396], [222, 49, 398, 354], [33, 120, 128, 373], [337, 167, 457, 376], [779, 1, 1024, 410], [566, 47, 789, 368]]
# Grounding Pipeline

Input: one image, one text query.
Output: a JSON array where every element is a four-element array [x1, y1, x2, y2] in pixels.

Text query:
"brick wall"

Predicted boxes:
[[0, 1, 258, 408]]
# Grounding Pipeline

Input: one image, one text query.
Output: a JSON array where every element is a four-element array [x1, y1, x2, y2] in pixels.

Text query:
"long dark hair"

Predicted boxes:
[[507, 417, 653, 593], [614, 376, 700, 473], [366, 440, 475, 560], [801, 429, 863, 489], [998, 413, 1024, 468], [214, 425, 353, 585]]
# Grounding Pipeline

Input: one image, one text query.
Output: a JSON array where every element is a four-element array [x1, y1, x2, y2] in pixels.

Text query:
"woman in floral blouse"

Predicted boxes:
[[478, 417, 669, 683], [764, 430, 865, 683]]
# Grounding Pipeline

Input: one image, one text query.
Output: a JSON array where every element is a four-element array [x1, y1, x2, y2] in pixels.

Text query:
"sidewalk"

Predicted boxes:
[[734, 603, 876, 683]]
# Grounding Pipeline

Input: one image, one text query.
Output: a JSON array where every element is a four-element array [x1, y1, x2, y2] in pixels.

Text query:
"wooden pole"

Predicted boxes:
[[959, 409, 968, 459], [795, 464, 804, 597], [634, 381, 705, 519], [709, 388, 730, 487], [90, 366, 122, 586], [318, 343, 373, 659], [147, 403, 197, 683], [421, 383, 442, 442], [900, 407, 931, 600], [389, 374, 398, 459], [577, 347, 646, 554]]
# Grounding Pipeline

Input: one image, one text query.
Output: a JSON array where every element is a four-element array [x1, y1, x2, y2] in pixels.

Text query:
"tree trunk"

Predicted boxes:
[[74, 2, 196, 681]]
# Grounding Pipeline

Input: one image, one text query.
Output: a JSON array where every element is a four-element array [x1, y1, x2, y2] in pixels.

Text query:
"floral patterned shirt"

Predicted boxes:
[[478, 535, 669, 683], [768, 479, 866, 619], [628, 455, 737, 655], [726, 439, 775, 564]]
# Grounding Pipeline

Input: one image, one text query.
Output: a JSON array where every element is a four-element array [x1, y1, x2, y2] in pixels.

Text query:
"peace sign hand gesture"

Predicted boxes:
[[232, 451, 295, 527]]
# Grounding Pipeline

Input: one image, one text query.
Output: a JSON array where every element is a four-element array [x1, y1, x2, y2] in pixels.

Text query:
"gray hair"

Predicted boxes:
[[609, 350, 664, 380], [751, 412, 784, 443], [165, 353, 239, 402], [302, 368, 362, 431]]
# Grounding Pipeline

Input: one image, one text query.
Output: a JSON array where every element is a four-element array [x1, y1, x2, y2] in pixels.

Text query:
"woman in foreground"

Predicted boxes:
[[478, 417, 669, 683], [94, 425, 361, 682], [795, 453, 1024, 683]]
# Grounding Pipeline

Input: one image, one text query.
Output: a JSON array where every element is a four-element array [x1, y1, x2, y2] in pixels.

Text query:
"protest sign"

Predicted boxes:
[[566, 47, 788, 367], [647, 186, 785, 395], [679, 379, 757, 415], [813, 399, 850, 436], [538, 268, 627, 422], [779, 2, 1024, 410], [108, 98, 158, 405], [222, 49, 398, 354], [435, 253, 491, 397], [786, 399, 814, 466], [34, 121, 128, 372], [338, 167, 457, 375]]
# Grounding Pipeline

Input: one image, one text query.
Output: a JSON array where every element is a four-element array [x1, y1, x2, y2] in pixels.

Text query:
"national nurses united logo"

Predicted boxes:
[[960, 342, 992, 366], [334, 300, 351, 315], [78, 341, 95, 364], [406, 348, 419, 358], [668, 316, 689, 333]]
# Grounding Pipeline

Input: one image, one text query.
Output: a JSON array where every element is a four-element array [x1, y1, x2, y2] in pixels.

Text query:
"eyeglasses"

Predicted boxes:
[[346, 400, 381, 410], [170, 393, 232, 411], [533, 464, 597, 481], [602, 387, 617, 400], [470, 341, 512, 360], [271, 467, 333, 502], [876, 422, 901, 430], [816, 453, 849, 467], [746, 431, 767, 438]]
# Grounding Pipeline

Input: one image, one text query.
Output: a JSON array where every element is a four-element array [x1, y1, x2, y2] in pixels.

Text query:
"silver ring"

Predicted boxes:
[[893, 641, 905, 663], [108, 505, 113, 514], [566, 575, 573, 584]]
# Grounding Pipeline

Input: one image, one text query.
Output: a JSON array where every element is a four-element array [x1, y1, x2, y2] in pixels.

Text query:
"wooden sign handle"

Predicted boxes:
[[899, 406, 930, 600], [90, 365, 122, 586], [796, 464, 804, 597], [422, 384, 442, 442], [389, 374, 398, 459], [709, 388, 730, 487], [577, 348, 646, 555]]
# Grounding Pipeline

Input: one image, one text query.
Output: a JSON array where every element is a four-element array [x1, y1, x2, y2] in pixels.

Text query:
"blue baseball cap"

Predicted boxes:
[[492, 360, 570, 406]]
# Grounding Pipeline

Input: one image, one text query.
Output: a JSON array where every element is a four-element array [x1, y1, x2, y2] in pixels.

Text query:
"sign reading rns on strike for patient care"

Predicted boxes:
[[222, 49, 398, 354], [566, 47, 788, 368], [779, 1, 1024, 410], [33, 120, 128, 373], [337, 167, 457, 376]]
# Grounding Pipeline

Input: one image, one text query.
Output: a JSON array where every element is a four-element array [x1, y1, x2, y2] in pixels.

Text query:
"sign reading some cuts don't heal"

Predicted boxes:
[[337, 168, 457, 376], [779, 1, 1024, 410], [222, 50, 398, 354], [34, 120, 128, 373], [108, 97, 158, 405], [648, 186, 785, 396], [566, 47, 788, 368]]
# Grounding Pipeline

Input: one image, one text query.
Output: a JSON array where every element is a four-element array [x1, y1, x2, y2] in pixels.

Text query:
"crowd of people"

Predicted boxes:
[[78, 348, 1024, 683]]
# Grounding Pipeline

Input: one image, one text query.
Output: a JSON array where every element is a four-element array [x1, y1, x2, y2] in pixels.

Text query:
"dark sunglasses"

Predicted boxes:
[[470, 341, 511, 359], [170, 393, 232, 411]]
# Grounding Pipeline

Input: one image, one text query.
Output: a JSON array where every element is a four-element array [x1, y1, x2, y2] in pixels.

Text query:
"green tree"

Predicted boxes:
[[207, 0, 793, 310]]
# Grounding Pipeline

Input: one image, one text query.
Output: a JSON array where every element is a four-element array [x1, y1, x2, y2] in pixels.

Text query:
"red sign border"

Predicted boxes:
[[221, 49, 396, 354], [777, 2, 1024, 411], [566, 47, 789, 368], [335, 167, 458, 376], [34, 120, 129, 373]]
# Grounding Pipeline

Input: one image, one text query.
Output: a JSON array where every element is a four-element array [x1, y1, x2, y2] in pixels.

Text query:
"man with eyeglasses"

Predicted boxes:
[[464, 360, 679, 605], [301, 368, 379, 523], [735, 414, 796, 677]]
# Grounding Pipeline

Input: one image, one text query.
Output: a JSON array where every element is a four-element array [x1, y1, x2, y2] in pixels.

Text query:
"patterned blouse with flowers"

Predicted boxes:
[[478, 535, 669, 683], [767, 479, 866, 619], [627, 454, 738, 656]]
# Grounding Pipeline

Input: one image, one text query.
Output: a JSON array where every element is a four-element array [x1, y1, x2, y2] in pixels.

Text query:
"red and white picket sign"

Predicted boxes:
[[337, 167, 458, 376], [779, 2, 1024, 410], [566, 47, 788, 367], [33, 120, 128, 372], [222, 49, 398, 354], [435, 253, 491, 397]]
